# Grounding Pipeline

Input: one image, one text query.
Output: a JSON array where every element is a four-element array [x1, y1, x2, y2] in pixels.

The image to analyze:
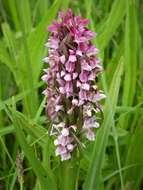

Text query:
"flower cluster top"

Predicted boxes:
[[42, 9, 105, 161]]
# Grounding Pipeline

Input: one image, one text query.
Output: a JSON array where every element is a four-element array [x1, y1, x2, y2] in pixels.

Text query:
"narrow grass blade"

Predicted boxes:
[[16, 0, 38, 116], [119, 0, 138, 129], [83, 59, 124, 190], [0, 126, 15, 137], [1, 23, 20, 85], [0, 81, 43, 111], [124, 124, 143, 190], [9, 108, 57, 190], [0, 42, 14, 74], [7, 0, 19, 30], [15, 0, 61, 116], [27, 0, 61, 82], [103, 163, 140, 182], [96, 0, 126, 50], [20, 0, 32, 34]]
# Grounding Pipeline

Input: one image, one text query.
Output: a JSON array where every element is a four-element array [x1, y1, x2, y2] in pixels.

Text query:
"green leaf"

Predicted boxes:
[[1, 23, 20, 85], [27, 0, 61, 82], [83, 59, 124, 190], [96, 0, 126, 50], [119, 0, 138, 129], [9, 108, 57, 190], [16, 0, 61, 116], [124, 125, 143, 190], [0, 126, 15, 137]]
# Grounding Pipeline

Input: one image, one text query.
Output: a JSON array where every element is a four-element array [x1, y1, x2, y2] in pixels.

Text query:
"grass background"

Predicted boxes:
[[0, 0, 143, 189]]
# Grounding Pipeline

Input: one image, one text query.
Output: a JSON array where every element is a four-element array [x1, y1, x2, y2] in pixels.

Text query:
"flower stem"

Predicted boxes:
[[60, 159, 78, 190]]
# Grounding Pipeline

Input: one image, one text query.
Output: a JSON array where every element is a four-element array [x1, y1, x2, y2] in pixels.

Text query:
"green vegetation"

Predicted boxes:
[[0, 0, 142, 189]]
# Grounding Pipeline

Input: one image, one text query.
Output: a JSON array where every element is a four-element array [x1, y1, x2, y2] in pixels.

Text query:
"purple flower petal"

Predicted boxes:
[[64, 73, 72, 81], [81, 83, 90, 91], [60, 55, 66, 64], [55, 145, 67, 156], [67, 144, 74, 152], [61, 128, 69, 136], [61, 152, 71, 161], [81, 59, 92, 71], [79, 71, 89, 82], [69, 55, 77, 62], [79, 89, 88, 100], [86, 129, 95, 141], [66, 61, 75, 72], [83, 117, 99, 129]]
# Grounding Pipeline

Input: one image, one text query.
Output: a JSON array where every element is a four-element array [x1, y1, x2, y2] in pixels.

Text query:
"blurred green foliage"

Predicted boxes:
[[0, 0, 143, 190]]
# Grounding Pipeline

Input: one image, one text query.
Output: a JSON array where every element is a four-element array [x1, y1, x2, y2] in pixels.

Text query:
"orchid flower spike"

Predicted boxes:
[[42, 9, 105, 161]]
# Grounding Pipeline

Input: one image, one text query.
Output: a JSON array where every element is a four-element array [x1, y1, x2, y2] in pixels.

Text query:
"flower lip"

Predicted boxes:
[[64, 73, 72, 81], [61, 128, 69, 136], [69, 55, 77, 62]]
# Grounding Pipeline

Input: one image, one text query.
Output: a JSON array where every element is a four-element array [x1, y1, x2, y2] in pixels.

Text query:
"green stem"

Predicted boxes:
[[60, 159, 78, 190], [20, 180, 23, 190]]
